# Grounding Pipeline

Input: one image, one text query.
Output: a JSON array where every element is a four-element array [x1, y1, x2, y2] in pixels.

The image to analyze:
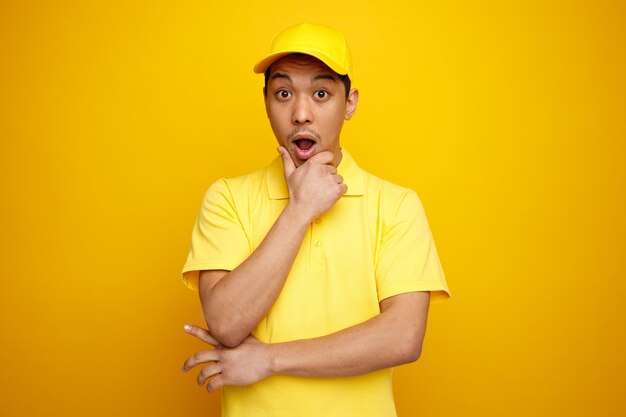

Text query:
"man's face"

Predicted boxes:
[[264, 54, 358, 167]]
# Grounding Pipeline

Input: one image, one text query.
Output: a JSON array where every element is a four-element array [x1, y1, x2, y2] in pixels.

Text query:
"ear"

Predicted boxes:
[[344, 88, 359, 120], [263, 86, 270, 118]]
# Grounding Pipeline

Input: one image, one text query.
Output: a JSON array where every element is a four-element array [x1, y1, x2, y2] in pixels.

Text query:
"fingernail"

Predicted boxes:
[[184, 324, 192, 332]]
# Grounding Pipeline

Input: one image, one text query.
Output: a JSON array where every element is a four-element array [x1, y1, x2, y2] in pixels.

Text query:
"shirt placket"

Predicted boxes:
[[310, 217, 326, 268]]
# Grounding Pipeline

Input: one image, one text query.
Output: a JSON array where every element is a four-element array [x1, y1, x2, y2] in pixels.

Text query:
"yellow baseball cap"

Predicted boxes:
[[253, 23, 353, 79]]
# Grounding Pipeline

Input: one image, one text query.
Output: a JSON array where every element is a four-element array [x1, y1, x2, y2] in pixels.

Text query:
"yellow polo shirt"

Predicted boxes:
[[182, 150, 449, 417]]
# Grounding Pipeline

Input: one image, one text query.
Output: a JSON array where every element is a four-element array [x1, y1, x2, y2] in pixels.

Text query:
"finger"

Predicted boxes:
[[277, 146, 296, 178], [183, 324, 220, 347], [308, 150, 334, 166], [197, 363, 223, 386], [207, 375, 225, 393], [182, 349, 220, 372], [324, 165, 338, 175], [339, 183, 348, 195], [333, 174, 344, 184]]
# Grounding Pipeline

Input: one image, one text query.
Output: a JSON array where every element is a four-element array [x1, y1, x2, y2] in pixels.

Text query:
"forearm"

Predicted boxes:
[[267, 292, 430, 378], [182, 293, 430, 392], [200, 203, 310, 347]]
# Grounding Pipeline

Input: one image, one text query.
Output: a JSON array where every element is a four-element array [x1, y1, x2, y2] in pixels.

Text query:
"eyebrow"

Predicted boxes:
[[270, 72, 338, 84], [311, 74, 338, 82], [270, 72, 292, 83]]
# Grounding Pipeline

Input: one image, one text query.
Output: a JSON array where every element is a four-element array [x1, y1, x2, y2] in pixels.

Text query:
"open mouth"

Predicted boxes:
[[292, 138, 317, 161], [294, 139, 315, 151]]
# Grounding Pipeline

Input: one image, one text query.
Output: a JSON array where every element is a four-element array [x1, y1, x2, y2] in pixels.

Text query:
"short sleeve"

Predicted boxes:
[[375, 190, 450, 302], [181, 179, 251, 290]]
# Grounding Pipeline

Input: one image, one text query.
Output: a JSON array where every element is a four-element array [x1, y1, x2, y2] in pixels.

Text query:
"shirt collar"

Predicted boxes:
[[267, 149, 365, 200]]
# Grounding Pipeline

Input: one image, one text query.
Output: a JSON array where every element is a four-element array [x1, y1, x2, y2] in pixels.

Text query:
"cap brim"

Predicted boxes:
[[253, 50, 350, 78]]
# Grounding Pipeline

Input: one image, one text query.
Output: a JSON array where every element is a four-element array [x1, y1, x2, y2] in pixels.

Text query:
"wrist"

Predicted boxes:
[[283, 201, 314, 226], [265, 343, 280, 376]]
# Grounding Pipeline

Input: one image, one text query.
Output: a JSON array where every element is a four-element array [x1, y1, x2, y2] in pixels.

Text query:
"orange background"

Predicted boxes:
[[1, 1, 625, 416]]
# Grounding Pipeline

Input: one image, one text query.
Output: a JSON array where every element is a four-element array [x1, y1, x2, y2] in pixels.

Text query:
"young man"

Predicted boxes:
[[181, 23, 450, 417]]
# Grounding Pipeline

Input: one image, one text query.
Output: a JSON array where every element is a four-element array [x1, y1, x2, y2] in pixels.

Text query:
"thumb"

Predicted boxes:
[[277, 146, 296, 178]]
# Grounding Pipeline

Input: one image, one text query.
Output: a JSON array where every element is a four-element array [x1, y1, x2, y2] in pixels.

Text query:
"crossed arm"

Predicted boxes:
[[182, 148, 431, 392]]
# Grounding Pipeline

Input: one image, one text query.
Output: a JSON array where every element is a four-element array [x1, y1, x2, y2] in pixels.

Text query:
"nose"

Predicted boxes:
[[292, 95, 312, 125]]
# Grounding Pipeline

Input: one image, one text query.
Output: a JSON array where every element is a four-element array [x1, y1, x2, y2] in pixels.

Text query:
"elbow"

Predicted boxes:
[[403, 343, 422, 364], [204, 316, 248, 348], [396, 333, 424, 364], [201, 299, 248, 347], [211, 327, 246, 348]]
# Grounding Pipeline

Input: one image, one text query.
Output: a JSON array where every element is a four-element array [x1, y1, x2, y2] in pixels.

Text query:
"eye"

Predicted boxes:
[[315, 90, 328, 99], [276, 89, 291, 100]]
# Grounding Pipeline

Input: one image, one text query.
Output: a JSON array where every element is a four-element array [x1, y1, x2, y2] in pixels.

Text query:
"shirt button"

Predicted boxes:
[[313, 240, 321, 247]]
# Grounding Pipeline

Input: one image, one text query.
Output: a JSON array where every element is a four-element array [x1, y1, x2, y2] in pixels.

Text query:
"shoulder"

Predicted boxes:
[[203, 162, 273, 203], [222, 163, 271, 193], [361, 169, 423, 216], [207, 161, 270, 196]]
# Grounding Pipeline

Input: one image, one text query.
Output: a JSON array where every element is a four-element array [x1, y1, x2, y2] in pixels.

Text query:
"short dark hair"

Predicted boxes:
[[264, 64, 351, 100]]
